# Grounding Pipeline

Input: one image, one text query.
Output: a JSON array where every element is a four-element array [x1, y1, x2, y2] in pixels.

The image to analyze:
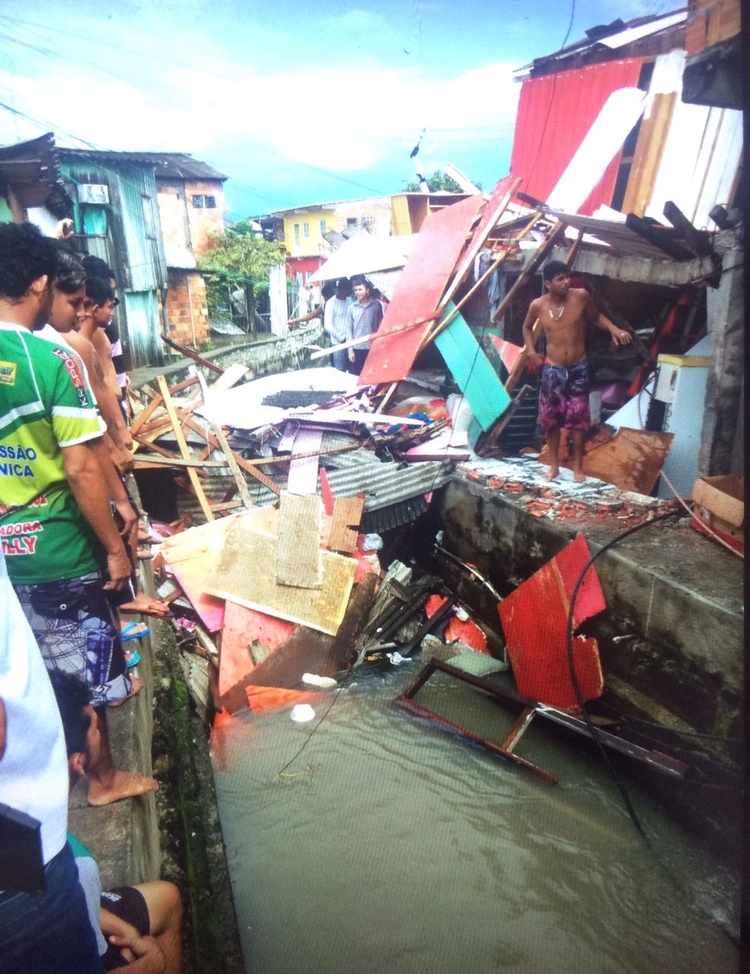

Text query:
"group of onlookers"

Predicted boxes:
[[287, 274, 387, 375], [0, 221, 181, 972]]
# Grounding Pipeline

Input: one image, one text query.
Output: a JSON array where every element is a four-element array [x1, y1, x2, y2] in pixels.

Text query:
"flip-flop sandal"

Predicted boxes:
[[125, 651, 141, 668], [122, 625, 150, 643]]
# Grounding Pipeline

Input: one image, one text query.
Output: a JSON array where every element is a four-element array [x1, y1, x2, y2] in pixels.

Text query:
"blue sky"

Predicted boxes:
[[0, 0, 679, 219]]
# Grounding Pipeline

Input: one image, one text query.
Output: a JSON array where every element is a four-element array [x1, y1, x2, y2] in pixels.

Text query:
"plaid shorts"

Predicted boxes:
[[15, 572, 131, 707]]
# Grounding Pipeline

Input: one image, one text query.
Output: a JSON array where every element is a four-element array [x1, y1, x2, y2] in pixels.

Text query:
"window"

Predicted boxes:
[[346, 217, 357, 229], [293, 223, 300, 245], [192, 194, 216, 209], [303, 222, 310, 238], [141, 194, 156, 239], [319, 219, 326, 236]]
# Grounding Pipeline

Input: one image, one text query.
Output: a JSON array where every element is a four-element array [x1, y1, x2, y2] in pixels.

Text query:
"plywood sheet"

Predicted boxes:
[[328, 495, 365, 554], [161, 515, 239, 631], [434, 305, 510, 430], [276, 491, 323, 588], [499, 536, 605, 708], [358, 194, 485, 386], [206, 519, 357, 635], [540, 426, 674, 494]]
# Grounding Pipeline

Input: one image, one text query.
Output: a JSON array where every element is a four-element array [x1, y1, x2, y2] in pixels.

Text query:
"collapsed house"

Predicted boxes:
[[123, 3, 742, 847]]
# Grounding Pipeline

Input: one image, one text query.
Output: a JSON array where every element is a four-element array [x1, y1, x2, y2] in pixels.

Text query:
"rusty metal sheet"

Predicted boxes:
[[499, 535, 606, 707]]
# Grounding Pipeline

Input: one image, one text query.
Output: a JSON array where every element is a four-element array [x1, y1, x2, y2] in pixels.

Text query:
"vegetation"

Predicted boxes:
[[404, 169, 466, 193], [197, 222, 285, 324]]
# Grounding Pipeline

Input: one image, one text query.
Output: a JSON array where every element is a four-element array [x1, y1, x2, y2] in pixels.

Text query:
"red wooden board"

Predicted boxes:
[[498, 536, 606, 707], [219, 600, 294, 698], [358, 194, 485, 385]]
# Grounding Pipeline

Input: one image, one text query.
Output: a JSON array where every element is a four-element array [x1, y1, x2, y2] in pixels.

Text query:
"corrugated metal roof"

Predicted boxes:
[[541, 209, 704, 261], [321, 450, 454, 511], [0, 132, 71, 214], [514, 9, 687, 78], [57, 149, 226, 181]]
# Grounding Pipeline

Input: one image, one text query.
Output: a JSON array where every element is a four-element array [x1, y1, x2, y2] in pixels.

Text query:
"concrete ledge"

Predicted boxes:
[[432, 476, 744, 744], [68, 621, 161, 889]]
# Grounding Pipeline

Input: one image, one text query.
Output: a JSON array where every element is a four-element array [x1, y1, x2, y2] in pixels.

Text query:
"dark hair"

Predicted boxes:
[[81, 254, 115, 282], [350, 274, 370, 288], [47, 670, 91, 757], [543, 260, 569, 282], [321, 282, 336, 300], [0, 222, 59, 299], [85, 276, 116, 306], [54, 250, 86, 294]]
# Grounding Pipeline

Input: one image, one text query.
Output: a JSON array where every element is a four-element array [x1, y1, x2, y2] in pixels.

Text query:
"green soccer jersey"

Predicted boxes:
[[0, 323, 103, 583]]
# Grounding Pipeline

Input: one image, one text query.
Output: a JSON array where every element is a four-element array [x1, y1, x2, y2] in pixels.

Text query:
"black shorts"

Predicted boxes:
[[100, 885, 150, 970]]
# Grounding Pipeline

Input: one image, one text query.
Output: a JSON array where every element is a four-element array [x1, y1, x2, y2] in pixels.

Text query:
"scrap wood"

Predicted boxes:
[[209, 362, 249, 392], [498, 535, 606, 708], [276, 491, 323, 589], [359, 193, 486, 386], [491, 220, 566, 323], [157, 375, 215, 521], [211, 421, 255, 509], [327, 494, 365, 554], [439, 175, 521, 311], [539, 426, 674, 495], [206, 518, 357, 635], [161, 333, 223, 375]]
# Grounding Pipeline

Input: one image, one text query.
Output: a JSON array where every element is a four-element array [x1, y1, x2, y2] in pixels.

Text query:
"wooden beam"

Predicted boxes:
[[211, 422, 255, 509], [161, 334, 224, 375], [491, 221, 566, 323], [157, 375, 215, 521]]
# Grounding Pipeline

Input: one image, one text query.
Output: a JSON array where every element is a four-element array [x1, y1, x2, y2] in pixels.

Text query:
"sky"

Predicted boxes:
[[0, 0, 681, 219]]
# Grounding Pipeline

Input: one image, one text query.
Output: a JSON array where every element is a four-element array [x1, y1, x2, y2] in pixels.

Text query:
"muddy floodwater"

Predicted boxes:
[[210, 664, 740, 974]]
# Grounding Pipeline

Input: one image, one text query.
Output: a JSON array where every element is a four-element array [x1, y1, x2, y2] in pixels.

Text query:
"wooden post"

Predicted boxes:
[[157, 375, 215, 521], [491, 220, 566, 323]]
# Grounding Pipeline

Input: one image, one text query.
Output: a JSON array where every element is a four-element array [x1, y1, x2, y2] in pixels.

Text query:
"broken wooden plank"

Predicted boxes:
[[328, 494, 365, 554], [209, 362, 249, 392], [276, 491, 323, 589], [157, 375, 215, 522], [491, 221, 566, 323], [161, 333, 224, 374], [539, 426, 674, 495], [211, 422, 254, 509], [178, 412, 282, 496]]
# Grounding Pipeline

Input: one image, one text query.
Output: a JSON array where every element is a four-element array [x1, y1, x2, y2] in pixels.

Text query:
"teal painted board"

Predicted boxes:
[[434, 304, 510, 431]]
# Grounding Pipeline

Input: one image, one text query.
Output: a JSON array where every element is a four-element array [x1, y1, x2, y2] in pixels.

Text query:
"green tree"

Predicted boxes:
[[404, 169, 465, 193], [197, 223, 285, 326]]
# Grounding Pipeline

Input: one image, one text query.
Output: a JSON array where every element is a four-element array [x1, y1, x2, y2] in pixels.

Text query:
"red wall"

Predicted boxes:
[[510, 58, 643, 215]]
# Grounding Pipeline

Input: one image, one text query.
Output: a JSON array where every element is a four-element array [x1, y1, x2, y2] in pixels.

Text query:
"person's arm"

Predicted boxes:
[[91, 435, 138, 559], [584, 293, 632, 346], [105, 932, 165, 973], [521, 300, 544, 367], [68, 333, 133, 471], [92, 328, 123, 402], [288, 303, 323, 326], [62, 441, 131, 590]]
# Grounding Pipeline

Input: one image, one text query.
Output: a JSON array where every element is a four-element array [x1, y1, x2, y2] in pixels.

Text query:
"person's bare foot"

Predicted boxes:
[[108, 676, 144, 707], [88, 770, 158, 806], [543, 466, 559, 481], [573, 468, 586, 483], [119, 592, 171, 617]]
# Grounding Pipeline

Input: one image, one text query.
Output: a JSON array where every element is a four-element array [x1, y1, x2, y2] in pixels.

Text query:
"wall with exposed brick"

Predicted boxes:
[[165, 269, 210, 348], [185, 179, 226, 256]]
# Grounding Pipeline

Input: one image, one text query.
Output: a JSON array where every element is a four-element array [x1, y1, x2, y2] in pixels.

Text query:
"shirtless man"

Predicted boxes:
[[522, 260, 632, 482]]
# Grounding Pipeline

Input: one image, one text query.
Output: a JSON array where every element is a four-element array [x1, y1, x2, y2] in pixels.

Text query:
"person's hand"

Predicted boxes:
[[348, 349, 355, 362], [55, 218, 74, 240], [526, 349, 544, 370], [612, 328, 632, 346], [104, 544, 132, 591], [115, 497, 138, 556], [111, 442, 134, 476], [107, 933, 165, 973]]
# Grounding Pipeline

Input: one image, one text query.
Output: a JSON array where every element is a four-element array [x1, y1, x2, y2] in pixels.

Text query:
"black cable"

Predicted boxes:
[[564, 507, 681, 838]]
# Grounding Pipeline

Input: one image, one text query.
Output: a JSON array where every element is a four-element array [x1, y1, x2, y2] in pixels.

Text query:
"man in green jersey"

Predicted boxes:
[[0, 223, 156, 806]]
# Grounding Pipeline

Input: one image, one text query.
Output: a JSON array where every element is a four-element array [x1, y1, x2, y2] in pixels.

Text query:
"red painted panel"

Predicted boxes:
[[510, 59, 643, 215], [498, 536, 606, 707], [219, 600, 294, 698], [358, 194, 485, 385]]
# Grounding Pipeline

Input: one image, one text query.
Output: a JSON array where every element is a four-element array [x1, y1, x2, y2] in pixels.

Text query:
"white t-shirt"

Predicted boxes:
[[0, 549, 69, 865]]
